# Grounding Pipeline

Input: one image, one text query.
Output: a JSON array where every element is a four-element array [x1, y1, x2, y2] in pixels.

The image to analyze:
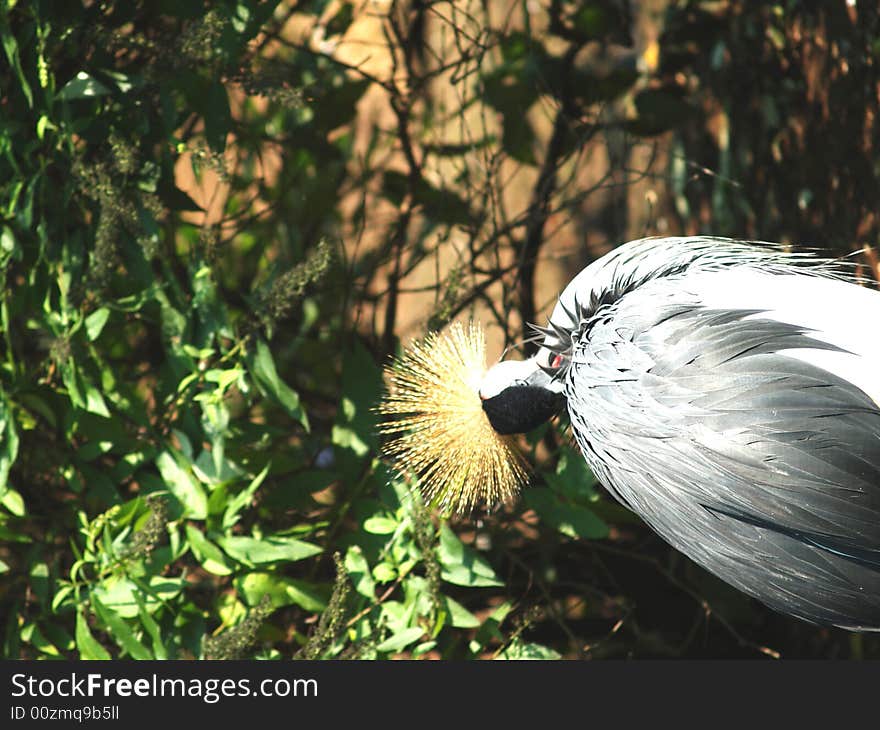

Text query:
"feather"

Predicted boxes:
[[687, 268, 880, 406], [550, 237, 880, 629]]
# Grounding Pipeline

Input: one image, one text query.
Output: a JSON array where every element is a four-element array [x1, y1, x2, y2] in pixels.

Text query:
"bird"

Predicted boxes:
[[477, 235, 880, 631]]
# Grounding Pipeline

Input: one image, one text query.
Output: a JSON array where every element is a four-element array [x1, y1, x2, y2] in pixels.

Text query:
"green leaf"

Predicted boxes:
[[344, 546, 375, 599], [165, 184, 205, 212], [218, 535, 322, 565], [0, 225, 18, 265], [58, 71, 111, 100], [59, 361, 85, 409], [91, 595, 152, 659], [544, 446, 598, 503], [0, 391, 19, 493], [362, 516, 398, 535], [248, 338, 308, 429], [313, 78, 370, 131], [438, 523, 503, 587], [1, 488, 24, 516], [134, 592, 168, 660], [29, 562, 49, 607], [442, 595, 480, 629], [84, 384, 111, 418], [332, 340, 382, 479], [325, 2, 355, 36], [283, 579, 328, 613], [236, 572, 328, 612], [470, 602, 513, 655], [572, 62, 638, 106], [157, 293, 187, 348], [0, 524, 31, 542], [204, 80, 232, 152], [222, 463, 270, 529], [372, 562, 397, 583], [480, 33, 553, 165], [41, 623, 75, 654], [523, 487, 608, 539], [376, 627, 425, 654], [75, 611, 111, 660], [0, 18, 33, 107], [568, 1, 631, 44], [17, 393, 56, 430], [156, 450, 207, 519], [496, 638, 561, 660], [185, 524, 233, 575], [413, 640, 437, 657], [626, 87, 696, 136], [503, 114, 537, 165], [85, 308, 111, 341], [21, 622, 62, 657], [331, 421, 369, 457], [100, 69, 141, 95], [381, 171, 472, 227], [92, 575, 184, 619], [204, 367, 244, 392]]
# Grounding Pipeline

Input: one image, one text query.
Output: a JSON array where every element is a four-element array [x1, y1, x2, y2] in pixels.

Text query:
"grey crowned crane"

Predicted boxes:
[[381, 236, 880, 631]]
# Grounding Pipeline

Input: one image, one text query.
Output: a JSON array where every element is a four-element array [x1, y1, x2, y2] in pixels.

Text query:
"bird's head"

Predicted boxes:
[[479, 349, 567, 435]]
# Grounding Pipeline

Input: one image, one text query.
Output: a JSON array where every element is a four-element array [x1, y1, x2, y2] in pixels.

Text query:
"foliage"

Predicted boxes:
[[660, 1, 880, 248], [1, 0, 878, 661]]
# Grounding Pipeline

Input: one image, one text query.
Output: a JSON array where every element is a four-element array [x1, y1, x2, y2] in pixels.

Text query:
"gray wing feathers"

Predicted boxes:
[[566, 281, 880, 628]]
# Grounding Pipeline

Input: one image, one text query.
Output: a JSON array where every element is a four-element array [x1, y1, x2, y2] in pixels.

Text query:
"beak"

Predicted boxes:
[[479, 355, 566, 435]]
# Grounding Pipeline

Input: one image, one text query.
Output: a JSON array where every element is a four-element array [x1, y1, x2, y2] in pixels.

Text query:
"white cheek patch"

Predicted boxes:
[[479, 359, 540, 399]]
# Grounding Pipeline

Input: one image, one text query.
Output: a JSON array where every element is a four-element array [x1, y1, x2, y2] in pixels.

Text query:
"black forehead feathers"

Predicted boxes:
[[481, 385, 565, 435]]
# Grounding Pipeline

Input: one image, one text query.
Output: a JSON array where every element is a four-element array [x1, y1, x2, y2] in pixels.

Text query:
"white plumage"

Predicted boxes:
[[688, 269, 880, 406], [479, 236, 880, 629]]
